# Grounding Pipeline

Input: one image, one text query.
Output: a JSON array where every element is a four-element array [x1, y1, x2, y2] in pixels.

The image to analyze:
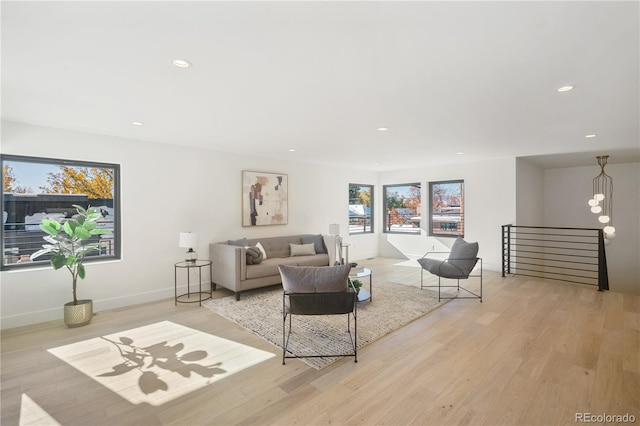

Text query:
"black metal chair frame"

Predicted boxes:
[[282, 280, 358, 365], [420, 251, 483, 302]]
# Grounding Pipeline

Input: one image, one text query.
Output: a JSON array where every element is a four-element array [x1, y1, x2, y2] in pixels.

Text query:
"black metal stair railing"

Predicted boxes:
[[501, 225, 609, 291]]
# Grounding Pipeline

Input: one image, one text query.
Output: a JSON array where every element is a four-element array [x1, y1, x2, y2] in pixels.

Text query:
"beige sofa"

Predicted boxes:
[[209, 234, 337, 300]]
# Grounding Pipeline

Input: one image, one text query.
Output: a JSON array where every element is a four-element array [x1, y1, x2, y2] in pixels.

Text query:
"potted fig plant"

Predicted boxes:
[[31, 205, 112, 327]]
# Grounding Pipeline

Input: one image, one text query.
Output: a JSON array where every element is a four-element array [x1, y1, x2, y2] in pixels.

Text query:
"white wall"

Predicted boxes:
[[515, 158, 544, 226], [3, 121, 635, 329], [514, 158, 639, 294], [0, 121, 378, 328], [543, 163, 639, 294], [377, 158, 517, 271]]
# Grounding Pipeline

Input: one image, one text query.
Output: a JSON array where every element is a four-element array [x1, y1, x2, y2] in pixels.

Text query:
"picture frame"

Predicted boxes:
[[242, 171, 288, 226], [429, 180, 464, 237]]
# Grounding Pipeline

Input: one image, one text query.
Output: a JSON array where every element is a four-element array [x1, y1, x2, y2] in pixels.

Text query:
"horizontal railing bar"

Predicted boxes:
[[510, 250, 598, 257], [508, 249, 598, 259], [509, 238, 595, 243], [509, 246, 598, 253], [503, 225, 601, 232], [510, 255, 598, 267], [510, 231, 596, 238], [509, 243, 598, 253], [510, 236, 598, 245], [512, 260, 598, 273]]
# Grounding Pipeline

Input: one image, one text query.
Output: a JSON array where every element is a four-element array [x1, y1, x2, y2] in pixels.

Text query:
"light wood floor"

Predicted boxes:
[[2, 257, 638, 425]]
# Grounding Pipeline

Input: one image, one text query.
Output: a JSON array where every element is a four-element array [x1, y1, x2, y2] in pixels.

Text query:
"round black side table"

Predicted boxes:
[[174, 260, 213, 306]]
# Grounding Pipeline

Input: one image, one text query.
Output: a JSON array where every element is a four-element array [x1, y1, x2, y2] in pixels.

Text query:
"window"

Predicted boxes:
[[429, 180, 464, 237], [348, 183, 373, 234], [2, 155, 121, 270], [383, 183, 421, 234]]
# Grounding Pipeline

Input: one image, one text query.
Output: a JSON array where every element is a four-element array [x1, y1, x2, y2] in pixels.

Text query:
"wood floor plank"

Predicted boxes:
[[2, 257, 638, 425]]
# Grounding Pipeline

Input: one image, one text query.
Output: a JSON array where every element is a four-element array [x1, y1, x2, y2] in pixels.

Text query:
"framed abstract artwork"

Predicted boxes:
[[242, 171, 288, 226], [429, 180, 464, 237]]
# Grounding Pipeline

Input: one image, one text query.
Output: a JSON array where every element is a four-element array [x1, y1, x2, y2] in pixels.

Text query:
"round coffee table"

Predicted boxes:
[[350, 267, 372, 302]]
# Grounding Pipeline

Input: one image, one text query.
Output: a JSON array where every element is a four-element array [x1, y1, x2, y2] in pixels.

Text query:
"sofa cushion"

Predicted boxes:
[[290, 243, 316, 257], [295, 254, 330, 267], [245, 257, 298, 280], [300, 234, 326, 254]]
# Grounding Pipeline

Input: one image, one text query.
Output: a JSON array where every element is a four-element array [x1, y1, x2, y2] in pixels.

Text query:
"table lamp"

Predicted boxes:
[[179, 232, 198, 263]]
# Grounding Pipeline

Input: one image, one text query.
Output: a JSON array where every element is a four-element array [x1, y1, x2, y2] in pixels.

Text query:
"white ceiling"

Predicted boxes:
[[2, 1, 638, 171]]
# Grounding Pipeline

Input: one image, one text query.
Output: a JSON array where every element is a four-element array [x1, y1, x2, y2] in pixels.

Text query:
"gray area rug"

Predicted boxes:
[[203, 279, 449, 369]]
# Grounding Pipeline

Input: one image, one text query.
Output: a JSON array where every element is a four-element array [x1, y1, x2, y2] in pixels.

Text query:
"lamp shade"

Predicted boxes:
[[179, 232, 198, 248], [329, 223, 340, 235]]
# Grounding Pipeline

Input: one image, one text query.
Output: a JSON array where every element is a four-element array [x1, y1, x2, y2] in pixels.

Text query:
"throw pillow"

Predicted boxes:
[[290, 243, 316, 257], [228, 237, 248, 246], [301, 234, 326, 254], [255, 241, 268, 259], [245, 246, 263, 265]]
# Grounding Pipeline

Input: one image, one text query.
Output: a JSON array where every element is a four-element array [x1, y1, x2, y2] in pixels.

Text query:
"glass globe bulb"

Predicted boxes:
[[594, 193, 605, 201], [590, 206, 602, 214], [604, 225, 616, 235], [588, 199, 599, 207], [598, 215, 610, 224], [606, 232, 616, 240]]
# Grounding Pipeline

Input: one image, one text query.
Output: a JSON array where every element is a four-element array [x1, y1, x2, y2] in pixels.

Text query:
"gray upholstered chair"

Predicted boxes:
[[278, 263, 357, 365], [417, 237, 482, 302]]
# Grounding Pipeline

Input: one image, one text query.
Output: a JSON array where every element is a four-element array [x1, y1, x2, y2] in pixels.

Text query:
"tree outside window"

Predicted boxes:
[[429, 180, 464, 237], [2, 155, 120, 270], [349, 184, 373, 234], [383, 183, 421, 234]]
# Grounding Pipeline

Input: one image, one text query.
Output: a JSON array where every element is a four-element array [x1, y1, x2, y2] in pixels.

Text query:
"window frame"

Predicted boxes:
[[428, 179, 465, 238], [348, 183, 374, 235], [1, 154, 121, 271], [382, 182, 421, 235]]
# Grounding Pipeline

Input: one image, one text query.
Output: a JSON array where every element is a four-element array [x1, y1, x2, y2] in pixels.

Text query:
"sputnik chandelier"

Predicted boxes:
[[587, 155, 615, 241]]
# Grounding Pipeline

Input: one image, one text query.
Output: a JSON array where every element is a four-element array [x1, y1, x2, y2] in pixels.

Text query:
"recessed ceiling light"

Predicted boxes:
[[288, 149, 296, 152], [585, 134, 597, 138], [172, 59, 192, 68], [131, 121, 144, 126], [556, 85, 575, 92], [377, 127, 388, 132], [373, 163, 381, 166], [456, 152, 465, 155]]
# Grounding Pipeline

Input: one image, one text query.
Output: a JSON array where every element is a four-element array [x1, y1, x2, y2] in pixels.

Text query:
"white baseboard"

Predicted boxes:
[[0, 286, 183, 330]]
